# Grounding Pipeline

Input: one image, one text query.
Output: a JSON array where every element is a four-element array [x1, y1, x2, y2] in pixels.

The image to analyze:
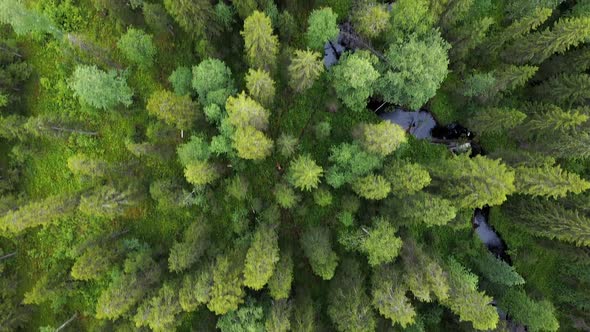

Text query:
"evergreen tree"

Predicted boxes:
[[71, 245, 118, 281], [394, 192, 457, 227], [504, 16, 590, 64], [265, 299, 292, 332], [268, 249, 293, 300], [0, 194, 79, 234], [377, 32, 450, 109], [146, 90, 200, 130], [225, 91, 270, 130], [352, 174, 391, 200], [168, 66, 193, 96], [388, 0, 433, 42], [301, 226, 339, 280], [178, 265, 213, 311], [325, 143, 382, 188], [515, 164, 590, 199], [533, 73, 590, 106], [117, 28, 156, 67], [306, 8, 339, 50], [168, 221, 210, 272], [67, 154, 109, 179], [384, 161, 431, 197], [69, 65, 133, 110], [371, 265, 416, 328], [133, 283, 182, 332], [0, 115, 26, 140], [143, 2, 171, 33], [359, 217, 402, 266], [274, 182, 299, 209], [488, 7, 553, 52], [245, 68, 275, 107], [216, 298, 264, 332], [243, 223, 280, 290], [537, 46, 590, 80], [467, 107, 526, 135], [313, 187, 333, 206], [163, 0, 216, 38], [401, 241, 449, 302], [276, 133, 298, 157], [287, 154, 323, 191], [177, 135, 210, 167], [207, 248, 246, 315], [232, 0, 257, 19], [354, 2, 390, 39], [327, 259, 376, 332], [474, 251, 525, 286], [241, 11, 279, 71], [192, 58, 235, 107], [78, 186, 140, 218], [330, 51, 380, 112], [232, 126, 273, 160], [499, 289, 559, 332], [184, 160, 221, 186], [356, 121, 407, 157], [292, 291, 316, 332], [288, 49, 324, 92]]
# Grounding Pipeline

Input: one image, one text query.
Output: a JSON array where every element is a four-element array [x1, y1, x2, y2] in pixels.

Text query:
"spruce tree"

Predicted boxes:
[[207, 248, 246, 315], [488, 7, 552, 52], [300, 226, 339, 280], [265, 299, 292, 332], [71, 246, 118, 281], [178, 265, 213, 311], [184, 160, 220, 186], [371, 265, 416, 328], [133, 283, 182, 331], [168, 221, 210, 272], [384, 161, 431, 197], [288, 49, 324, 92], [245, 68, 275, 107], [359, 217, 403, 266], [241, 11, 279, 71], [192, 58, 235, 107], [351, 174, 391, 200], [287, 154, 323, 191], [243, 223, 279, 290], [0, 194, 79, 234], [533, 73, 590, 106], [515, 164, 590, 199], [467, 107, 526, 135]]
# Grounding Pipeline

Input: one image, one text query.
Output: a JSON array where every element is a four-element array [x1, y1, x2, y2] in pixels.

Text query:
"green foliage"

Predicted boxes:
[[499, 290, 559, 332], [357, 121, 407, 157], [474, 251, 525, 286], [326, 143, 382, 188], [217, 299, 264, 332], [168, 221, 210, 272], [168, 66, 192, 96], [515, 164, 590, 199], [533, 73, 590, 106], [241, 11, 279, 71], [384, 161, 431, 197], [71, 245, 118, 281], [377, 32, 450, 109], [78, 186, 140, 218], [0, 0, 61, 37], [0, 194, 78, 234], [360, 217, 402, 266], [306, 7, 339, 50], [372, 265, 416, 327], [313, 187, 333, 206], [388, 0, 433, 42], [146, 90, 200, 130], [215, 2, 235, 30], [243, 224, 279, 290], [330, 51, 380, 112], [179, 266, 212, 311], [395, 192, 457, 227], [133, 283, 182, 331], [208, 249, 246, 315], [274, 182, 298, 208], [352, 174, 391, 200], [226, 91, 270, 130], [287, 154, 323, 191], [163, 0, 214, 37], [245, 68, 275, 106], [265, 299, 292, 332], [232, 126, 274, 160], [301, 226, 339, 280], [177, 135, 210, 167], [117, 28, 156, 67], [288, 49, 324, 92], [268, 250, 294, 300], [276, 133, 298, 157], [354, 2, 389, 39], [69, 65, 133, 110], [184, 160, 220, 186], [467, 108, 526, 135], [192, 58, 235, 107]]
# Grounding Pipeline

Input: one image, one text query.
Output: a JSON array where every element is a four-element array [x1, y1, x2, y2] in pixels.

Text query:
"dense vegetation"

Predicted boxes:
[[1, 0, 590, 331]]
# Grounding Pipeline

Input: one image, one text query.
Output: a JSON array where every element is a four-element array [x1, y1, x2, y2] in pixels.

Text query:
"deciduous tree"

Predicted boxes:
[[146, 90, 200, 130], [245, 68, 275, 106], [69, 65, 133, 110], [330, 51, 379, 112], [117, 28, 156, 67], [192, 58, 235, 107], [306, 8, 339, 50], [243, 223, 279, 290], [232, 126, 273, 160], [356, 121, 406, 157]]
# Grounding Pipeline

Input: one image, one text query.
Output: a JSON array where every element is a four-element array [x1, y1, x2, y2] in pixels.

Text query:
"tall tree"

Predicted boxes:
[[245, 68, 275, 107], [515, 164, 590, 199], [305, 8, 339, 50], [184, 160, 221, 186], [146, 90, 200, 130], [268, 249, 293, 300], [117, 28, 156, 67], [330, 51, 380, 112], [488, 7, 553, 52], [301, 226, 339, 280], [498, 289, 559, 332], [133, 283, 183, 332], [207, 248, 247, 315], [359, 217, 403, 266], [78, 186, 141, 219], [533, 74, 590, 106], [225, 91, 270, 130], [287, 154, 323, 191], [354, 2, 390, 39], [467, 107, 526, 135], [71, 245, 119, 281], [356, 121, 407, 157], [69, 65, 133, 110], [288, 49, 324, 92], [371, 265, 416, 328], [163, 0, 216, 38], [384, 161, 431, 197], [178, 265, 213, 312], [232, 126, 273, 160], [241, 11, 279, 71], [168, 221, 210, 272], [243, 223, 279, 290], [192, 58, 235, 107], [0, 0, 61, 37], [351, 174, 391, 200], [265, 299, 292, 332], [325, 143, 382, 188]]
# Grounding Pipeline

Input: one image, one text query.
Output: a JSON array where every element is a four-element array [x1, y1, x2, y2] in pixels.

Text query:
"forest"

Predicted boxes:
[[1, 0, 590, 331]]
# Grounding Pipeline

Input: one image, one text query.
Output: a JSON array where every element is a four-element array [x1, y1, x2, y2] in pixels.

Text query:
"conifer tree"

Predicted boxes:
[[276, 133, 298, 157], [268, 249, 293, 300], [265, 299, 292, 332], [146, 90, 200, 130], [325, 143, 382, 188], [0, 0, 61, 37], [354, 2, 390, 39], [384, 161, 431, 197], [0, 194, 79, 234], [387, 0, 433, 42], [537, 46, 590, 80], [474, 251, 525, 286], [504, 16, 590, 64], [0, 114, 26, 140], [133, 283, 182, 332], [488, 7, 553, 52], [401, 241, 449, 302], [168, 221, 210, 272], [225, 91, 270, 130], [351, 174, 391, 200], [207, 248, 246, 315], [371, 265, 416, 328], [522, 105, 589, 140], [288, 49, 324, 92], [163, 0, 216, 38], [243, 223, 279, 290], [327, 259, 376, 332], [177, 135, 211, 166], [301, 226, 339, 280], [467, 107, 526, 135], [178, 265, 213, 311], [330, 51, 380, 112], [273, 182, 299, 209], [71, 246, 118, 281], [242, 11, 279, 71], [515, 164, 590, 199], [499, 289, 559, 332], [356, 121, 407, 157], [533, 73, 590, 106], [232, 126, 273, 160], [245, 68, 275, 107], [78, 186, 140, 219], [313, 187, 333, 206], [395, 192, 457, 227], [168, 66, 192, 96], [192, 58, 235, 107], [359, 217, 402, 266], [67, 154, 109, 179], [292, 292, 316, 332], [287, 154, 323, 191], [306, 8, 339, 50], [184, 160, 221, 186]]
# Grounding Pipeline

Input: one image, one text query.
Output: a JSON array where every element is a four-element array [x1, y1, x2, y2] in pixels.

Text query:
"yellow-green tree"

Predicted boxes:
[[241, 11, 279, 71]]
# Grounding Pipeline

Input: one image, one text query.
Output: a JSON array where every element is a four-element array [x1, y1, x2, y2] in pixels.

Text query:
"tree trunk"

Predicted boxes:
[[0, 251, 16, 262], [55, 313, 77, 332]]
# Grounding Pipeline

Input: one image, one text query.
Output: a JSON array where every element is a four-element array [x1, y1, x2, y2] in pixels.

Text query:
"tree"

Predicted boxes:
[[0, 0, 61, 37], [430, 155, 516, 209], [288, 49, 324, 93], [69, 65, 133, 110], [359, 217, 402, 266], [243, 223, 279, 290], [488, 7, 552, 52], [192, 58, 235, 107], [377, 32, 450, 109], [146, 90, 199, 130], [133, 283, 182, 332], [474, 251, 525, 286], [232, 0, 257, 19], [313, 187, 333, 206], [467, 107, 526, 135], [216, 298, 265, 332], [78, 186, 140, 218], [71, 245, 118, 281], [384, 161, 431, 197], [371, 265, 416, 328], [387, 0, 433, 43], [330, 51, 380, 112], [168, 66, 192, 96], [301, 226, 339, 280], [225, 91, 270, 130], [274, 182, 298, 209], [232, 126, 273, 160], [306, 8, 339, 50], [354, 2, 389, 39], [327, 259, 376, 332], [276, 133, 298, 157], [117, 28, 156, 67], [394, 192, 457, 227], [265, 299, 292, 332], [184, 160, 220, 186], [245, 68, 275, 106], [352, 174, 391, 200], [504, 16, 590, 64], [168, 221, 210, 272], [163, 0, 215, 37], [400, 241, 449, 302], [325, 143, 382, 188], [515, 164, 590, 199], [177, 135, 210, 166], [537, 46, 590, 80], [241, 11, 278, 71], [95, 249, 161, 320], [356, 121, 407, 157], [207, 248, 246, 315], [0, 194, 79, 235], [214, 2, 235, 30], [268, 249, 293, 300], [179, 265, 213, 311], [463, 65, 538, 103], [67, 154, 109, 179], [287, 154, 323, 191], [143, 2, 171, 33], [499, 290, 559, 332], [533, 74, 590, 106], [0, 115, 26, 140]]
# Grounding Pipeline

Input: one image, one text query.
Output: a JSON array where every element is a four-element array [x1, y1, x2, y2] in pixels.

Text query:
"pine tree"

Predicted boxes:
[[232, 126, 273, 160], [499, 289, 559, 332], [184, 160, 221, 186], [504, 16, 590, 64], [305, 8, 339, 50], [243, 223, 279, 290], [146, 90, 200, 130], [69, 65, 133, 110], [354, 2, 390, 39], [0, 194, 79, 234], [533, 73, 590, 106], [225, 91, 270, 130], [327, 259, 376, 332], [352, 174, 391, 200], [288, 49, 324, 92], [245, 68, 275, 107], [515, 164, 590, 199], [301, 226, 339, 280], [287, 154, 323, 191], [78, 186, 141, 219], [330, 51, 380, 112], [273, 182, 299, 209], [394, 192, 457, 227], [268, 249, 293, 300], [356, 121, 407, 157], [467, 107, 527, 135], [178, 265, 213, 311], [216, 298, 264, 332], [163, 0, 216, 38], [384, 161, 431, 197], [292, 291, 316, 332], [359, 217, 403, 266], [241, 11, 279, 71], [207, 248, 246, 315], [117, 28, 156, 68], [133, 283, 182, 332], [488, 7, 552, 52], [192, 58, 235, 107], [168, 221, 210, 272], [371, 265, 416, 328], [71, 245, 118, 281], [265, 299, 292, 332]]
